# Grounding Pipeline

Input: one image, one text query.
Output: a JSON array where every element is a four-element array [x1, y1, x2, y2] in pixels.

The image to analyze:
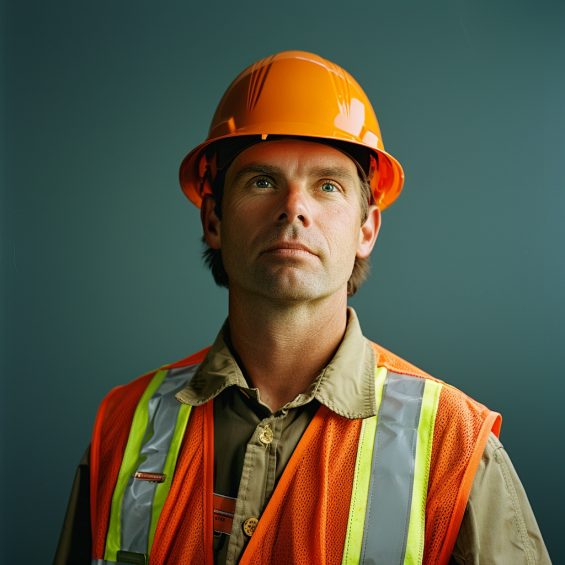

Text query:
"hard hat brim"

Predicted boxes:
[[179, 132, 404, 211]]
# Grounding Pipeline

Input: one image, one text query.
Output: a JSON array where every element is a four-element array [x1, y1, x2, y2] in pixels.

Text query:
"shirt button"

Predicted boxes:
[[243, 517, 259, 537], [259, 424, 273, 445]]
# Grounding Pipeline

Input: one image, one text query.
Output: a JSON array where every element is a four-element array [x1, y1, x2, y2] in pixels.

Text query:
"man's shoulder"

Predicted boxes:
[[99, 346, 212, 405], [368, 339, 442, 383], [367, 339, 500, 428], [162, 345, 212, 370]]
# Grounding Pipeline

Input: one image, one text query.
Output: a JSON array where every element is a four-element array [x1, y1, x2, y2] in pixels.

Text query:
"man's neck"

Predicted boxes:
[[227, 287, 349, 412]]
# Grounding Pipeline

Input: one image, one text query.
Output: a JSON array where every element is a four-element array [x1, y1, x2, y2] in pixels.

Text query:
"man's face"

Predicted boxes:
[[203, 139, 379, 302]]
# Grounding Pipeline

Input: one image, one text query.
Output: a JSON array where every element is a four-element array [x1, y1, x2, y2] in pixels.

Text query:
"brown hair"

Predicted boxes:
[[202, 170, 372, 297]]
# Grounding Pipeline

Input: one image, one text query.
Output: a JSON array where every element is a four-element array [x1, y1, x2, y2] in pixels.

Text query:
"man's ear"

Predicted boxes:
[[201, 194, 221, 250], [356, 205, 381, 259]]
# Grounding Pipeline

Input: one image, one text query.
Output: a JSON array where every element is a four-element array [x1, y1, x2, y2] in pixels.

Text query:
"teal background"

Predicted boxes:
[[2, 0, 563, 562]]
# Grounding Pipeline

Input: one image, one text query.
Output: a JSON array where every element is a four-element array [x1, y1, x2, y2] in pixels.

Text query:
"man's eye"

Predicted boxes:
[[254, 177, 273, 189], [321, 181, 338, 193]]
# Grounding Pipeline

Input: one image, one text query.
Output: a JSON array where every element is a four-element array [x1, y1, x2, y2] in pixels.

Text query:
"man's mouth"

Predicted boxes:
[[262, 241, 317, 257]]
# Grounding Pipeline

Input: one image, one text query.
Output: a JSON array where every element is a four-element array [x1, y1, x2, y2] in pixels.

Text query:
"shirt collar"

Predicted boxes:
[[175, 307, 376, 419]]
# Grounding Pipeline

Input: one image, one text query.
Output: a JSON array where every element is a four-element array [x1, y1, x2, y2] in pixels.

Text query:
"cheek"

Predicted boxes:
[[221, 199, 266, 254], [320, 205, 361, 252], [223, 193, 268, 227]]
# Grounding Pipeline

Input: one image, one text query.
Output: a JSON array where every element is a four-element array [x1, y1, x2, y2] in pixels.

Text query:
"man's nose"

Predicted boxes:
[[275, 184, 311, 226]]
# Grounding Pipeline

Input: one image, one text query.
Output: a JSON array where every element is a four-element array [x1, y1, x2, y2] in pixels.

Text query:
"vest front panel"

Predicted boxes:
[[90, 344, 501, 565]]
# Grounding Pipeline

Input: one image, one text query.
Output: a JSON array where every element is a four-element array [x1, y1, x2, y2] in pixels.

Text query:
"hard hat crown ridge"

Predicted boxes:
[[180, 50, 404, 210]]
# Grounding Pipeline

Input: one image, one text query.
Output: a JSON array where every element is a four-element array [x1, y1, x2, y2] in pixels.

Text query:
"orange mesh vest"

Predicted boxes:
[[90, 342, 501, 565]]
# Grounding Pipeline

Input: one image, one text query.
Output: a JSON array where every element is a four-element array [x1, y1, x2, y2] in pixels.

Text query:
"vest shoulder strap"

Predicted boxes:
[[369, 341, 502, 565], [90, 370, 158, 557], [90, 346, 211, 560]]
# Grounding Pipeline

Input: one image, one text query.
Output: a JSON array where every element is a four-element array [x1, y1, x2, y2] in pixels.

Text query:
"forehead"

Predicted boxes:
[[227, 139, 359, 179]]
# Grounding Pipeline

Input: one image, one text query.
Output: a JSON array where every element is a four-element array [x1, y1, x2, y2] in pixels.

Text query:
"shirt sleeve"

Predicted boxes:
[[450, 433, 551, 565], [53, 446, 92, 565]]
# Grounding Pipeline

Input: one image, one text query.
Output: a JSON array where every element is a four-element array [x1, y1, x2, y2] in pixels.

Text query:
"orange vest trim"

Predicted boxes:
[[90, 383, 122, 546], [437, 408, 501, 564], [90, 370, 158, 557]]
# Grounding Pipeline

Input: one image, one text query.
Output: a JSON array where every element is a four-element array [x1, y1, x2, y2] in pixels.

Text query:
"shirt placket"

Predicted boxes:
[[225, 414, 281, 565]]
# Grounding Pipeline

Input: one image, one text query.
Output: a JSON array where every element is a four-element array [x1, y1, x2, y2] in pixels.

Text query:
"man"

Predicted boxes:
[[55, 51, 550, 565]]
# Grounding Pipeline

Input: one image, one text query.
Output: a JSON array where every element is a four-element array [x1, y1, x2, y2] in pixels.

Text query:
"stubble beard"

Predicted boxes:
[[230, 250, 355, 304], [224, 223, 357, 304]]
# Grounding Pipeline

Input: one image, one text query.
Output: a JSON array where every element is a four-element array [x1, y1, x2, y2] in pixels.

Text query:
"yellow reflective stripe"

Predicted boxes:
[[147, 402, 192, 553], [104, 369, 167, 562], [341, 417, 376, 565], [403, 380, 442, 565], [341, 366, 387, 565]]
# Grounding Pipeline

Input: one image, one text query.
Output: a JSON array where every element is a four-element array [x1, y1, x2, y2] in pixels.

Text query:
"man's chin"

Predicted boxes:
[[249, 271, 339, 303]]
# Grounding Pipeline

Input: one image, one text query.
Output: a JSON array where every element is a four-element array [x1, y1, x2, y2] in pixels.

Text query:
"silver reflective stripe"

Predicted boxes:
[[120, 364, 198, 554], [360, 372, 426, 565]]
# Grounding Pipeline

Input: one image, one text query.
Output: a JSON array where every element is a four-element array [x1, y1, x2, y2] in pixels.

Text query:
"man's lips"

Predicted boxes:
[[262, 242, 317, 257]]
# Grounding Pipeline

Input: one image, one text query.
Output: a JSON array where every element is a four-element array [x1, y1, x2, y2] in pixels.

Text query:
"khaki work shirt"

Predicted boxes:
[[54, 308, 551, 564]]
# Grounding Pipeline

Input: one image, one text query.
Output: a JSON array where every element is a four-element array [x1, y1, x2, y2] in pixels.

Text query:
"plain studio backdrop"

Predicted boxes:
[[1, 1, 563, 562]]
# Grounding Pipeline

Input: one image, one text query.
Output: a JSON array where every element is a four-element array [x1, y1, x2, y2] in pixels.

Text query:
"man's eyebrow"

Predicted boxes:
[[231, 164, 285, 185], [308, 166, 357, 184]]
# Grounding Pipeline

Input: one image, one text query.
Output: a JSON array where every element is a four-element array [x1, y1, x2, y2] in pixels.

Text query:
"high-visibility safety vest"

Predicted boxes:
[[90, 342, 501, 565]]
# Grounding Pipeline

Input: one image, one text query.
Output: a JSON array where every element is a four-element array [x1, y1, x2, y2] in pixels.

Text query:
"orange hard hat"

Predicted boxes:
[[179, 50, 404, 210]]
